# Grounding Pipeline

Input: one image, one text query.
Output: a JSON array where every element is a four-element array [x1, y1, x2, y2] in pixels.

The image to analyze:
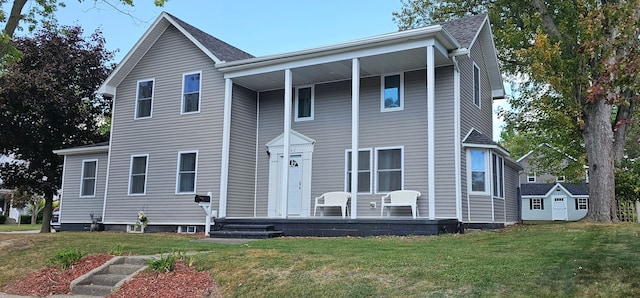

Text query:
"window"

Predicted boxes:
[[492, 154, 504, 198], [557, 175, 566, 182], [530, 198, 544, 210], [576, 198, 587, 210], [129, 155, 148, 195], [182, 72, 201, 113], [176, 151, 198, 193], [136, 79, 154, 118], [469, 149, 487, 193], [345, 149, 372, 193], [80, 160, 97, 197], [473, 63, 481, 108], [377, 148, 403, 192], [381, 74, 403, 112], [527, 172, 536, 183], [295, 86, 314, 121]]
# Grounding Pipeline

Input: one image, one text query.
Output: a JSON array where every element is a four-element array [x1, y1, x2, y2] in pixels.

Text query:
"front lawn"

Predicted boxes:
[[0, 222, 638, 297]]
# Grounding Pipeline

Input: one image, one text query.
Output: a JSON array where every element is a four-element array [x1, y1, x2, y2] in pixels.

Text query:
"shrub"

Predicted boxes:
[[19, 215, 31, 224], [0, 215, 6, 224], [146, 253, 176, 273], [48, 248, 85, 269]]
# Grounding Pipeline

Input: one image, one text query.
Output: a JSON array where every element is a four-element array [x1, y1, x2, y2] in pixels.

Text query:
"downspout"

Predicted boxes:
[[450, 48, 469, 223]]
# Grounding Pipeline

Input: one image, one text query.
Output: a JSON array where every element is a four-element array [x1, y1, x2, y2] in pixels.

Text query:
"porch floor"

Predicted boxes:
[[212, 217, 461, 237]]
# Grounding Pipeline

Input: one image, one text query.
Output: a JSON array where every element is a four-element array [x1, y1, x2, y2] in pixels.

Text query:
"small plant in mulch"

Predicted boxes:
[[47, 247, 85, 269], [146, 250, 197, 273]]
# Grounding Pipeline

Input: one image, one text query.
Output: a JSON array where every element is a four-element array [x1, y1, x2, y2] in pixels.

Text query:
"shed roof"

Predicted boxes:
[[521, 183, 589, 196]]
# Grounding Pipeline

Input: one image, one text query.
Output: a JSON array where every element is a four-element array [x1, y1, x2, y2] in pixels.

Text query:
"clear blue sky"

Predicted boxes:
[[49, 0, 505, 140]]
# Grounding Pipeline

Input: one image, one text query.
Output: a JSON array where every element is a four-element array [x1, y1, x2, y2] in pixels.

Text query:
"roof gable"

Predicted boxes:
[[98, 12, 253, 96], [521, 183, 589, 197]]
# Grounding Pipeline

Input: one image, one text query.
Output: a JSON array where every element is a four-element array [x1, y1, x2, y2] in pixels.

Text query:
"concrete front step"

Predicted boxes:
[[222, 224, 276, 231], [72, 284, 114, 297], [108, 264, 142, 275], [71, 256, 148, 297], [87, 273, 128, 286], [209, 230, 283, 239]]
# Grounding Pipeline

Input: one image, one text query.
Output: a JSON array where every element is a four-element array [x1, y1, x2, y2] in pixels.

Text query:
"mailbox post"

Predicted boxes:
[[195, 191, 217, 236]]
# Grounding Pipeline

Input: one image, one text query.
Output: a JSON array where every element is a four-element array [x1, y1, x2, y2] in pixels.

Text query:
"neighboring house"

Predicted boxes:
[[53, 12, 522, 235], [517, 145, 589, 221]]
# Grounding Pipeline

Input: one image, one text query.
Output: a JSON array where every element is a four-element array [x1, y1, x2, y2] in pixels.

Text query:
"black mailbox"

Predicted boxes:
[[194, 195, 211, 203]]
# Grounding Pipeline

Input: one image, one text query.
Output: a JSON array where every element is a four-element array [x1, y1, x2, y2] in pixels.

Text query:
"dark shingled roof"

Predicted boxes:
[[166, 13, 254, 62], [463, 129, 495, 145], [521, 183, 589, 196], [441, 13, 487, 48]]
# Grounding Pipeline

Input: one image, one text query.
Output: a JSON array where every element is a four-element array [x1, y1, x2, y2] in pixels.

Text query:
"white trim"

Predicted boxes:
[[281, 69, 292, 218], [134, 78, 155, 119], [254, 93, 261, 217], [294, 85, 314, 121], [427, 45, 435, 219], [351, 57, 360, 218], [527, 172, 536, 183], [127, 154, 149, 196], [472, 62, 481, 109], [59, 155, 67, 218], [467, 149, 490, 196], [79, 159, 98, 198], [374, 146, 404, 194], [180, 71, 202, 114], [344, 148, 373, 195], [175, 150, 199, 194], [53, 145, 109, 156], [102, 92, 117, 222], [219, 79, 233, 217], [453, 56, 462, 221], [380, 73, 404, 112]]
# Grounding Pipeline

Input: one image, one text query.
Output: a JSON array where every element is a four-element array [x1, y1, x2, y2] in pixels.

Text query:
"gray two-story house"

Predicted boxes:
[[54, 12, 522, 236]]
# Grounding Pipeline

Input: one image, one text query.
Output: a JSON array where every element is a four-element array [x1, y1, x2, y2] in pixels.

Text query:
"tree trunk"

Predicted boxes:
[[582, 99, 618, 222], [40, 191, 53, 233]]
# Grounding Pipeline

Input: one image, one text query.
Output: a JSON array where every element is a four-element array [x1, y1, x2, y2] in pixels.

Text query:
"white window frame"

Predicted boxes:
[[557, 175, 566, 182], [181, 71, 202, 114], [473, 63, 481, 108], [128, 154, 149, 196], [531, 198, 543, 210], [295, 85, 314, 121], [380, 73, 404, 112], [467, 149, 490, 195], [344, 148, 373, 194], [175, 150, 198, 194], [577, 198, 588, 210], [492, 153, 504, 198], [135, 78, 154, 119], [527, 172, 536, 183], [375, 146, 404, 194], [79, 159, 98, 198]]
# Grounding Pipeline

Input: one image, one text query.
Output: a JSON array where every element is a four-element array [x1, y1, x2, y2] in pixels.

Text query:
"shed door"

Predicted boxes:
[[552, 197, 567, 220]]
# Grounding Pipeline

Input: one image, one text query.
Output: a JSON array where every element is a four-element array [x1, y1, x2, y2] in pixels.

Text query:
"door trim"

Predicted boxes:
[[551, 196, 567, 221]]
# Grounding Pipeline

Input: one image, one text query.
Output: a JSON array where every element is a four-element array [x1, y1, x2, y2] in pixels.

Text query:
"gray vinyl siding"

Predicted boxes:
[[460, 42, 496, 222], [504, 163, 520, 223], [493, 198, 505, 222], [518, 156, 563, 183], [522, 190, 588, 221], [104, 25, 223, 225], [226, 85, 258, 217], [521, 197, 552, 220], [59, 153, 108, 223], [433, 66, 456, 218]]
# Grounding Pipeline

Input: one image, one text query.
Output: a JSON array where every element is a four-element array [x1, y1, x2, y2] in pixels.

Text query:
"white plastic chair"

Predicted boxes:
[[314, 192, 351, 218], [381, 190, 421, 218]]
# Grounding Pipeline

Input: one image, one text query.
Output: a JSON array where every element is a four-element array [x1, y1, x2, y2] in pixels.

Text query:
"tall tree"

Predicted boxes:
[[393, 0, 640, 222], [0, 26, 113, 232]]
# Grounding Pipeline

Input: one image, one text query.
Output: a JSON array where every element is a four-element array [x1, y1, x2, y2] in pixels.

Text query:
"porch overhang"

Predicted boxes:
[[216, 25, 460, 91]]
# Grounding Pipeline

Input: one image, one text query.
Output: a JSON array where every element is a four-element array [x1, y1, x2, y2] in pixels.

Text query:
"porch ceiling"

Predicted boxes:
[[228, 47, 451, 91]]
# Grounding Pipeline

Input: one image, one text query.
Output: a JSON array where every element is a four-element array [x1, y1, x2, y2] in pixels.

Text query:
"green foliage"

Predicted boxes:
[[18, 215, 30, 224], [0, 215, 6, 224], [146, 252, 176, 273], [615, 158, 640, 202], [47, 248, 85, 269]]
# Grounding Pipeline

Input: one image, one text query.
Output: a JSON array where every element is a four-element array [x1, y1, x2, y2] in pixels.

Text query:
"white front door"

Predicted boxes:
[[287, 155, 303, 216], [552, 197, 567, 220]]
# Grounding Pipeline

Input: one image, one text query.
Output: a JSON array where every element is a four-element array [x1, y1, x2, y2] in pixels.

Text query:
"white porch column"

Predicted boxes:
[[219, 78, 233, 218], [427, 45, 436, 220], [350, 58, 360, 219], [281, 69, 293, 218]]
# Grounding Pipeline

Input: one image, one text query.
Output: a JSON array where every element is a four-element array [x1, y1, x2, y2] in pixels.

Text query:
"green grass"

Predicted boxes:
[[0, 224, 41, 232], [1, 222, 640, 297]]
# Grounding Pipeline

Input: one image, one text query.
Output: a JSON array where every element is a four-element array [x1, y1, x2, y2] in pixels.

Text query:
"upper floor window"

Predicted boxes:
[[381, 74, 404, 112], [527, 172, 536, 183], [129, 154, 148, 195], [530, 198, 544, 210], [345, 149, 372, 194], [182, 72, 201, 114], [473, 63, 481, 108], [576, 198, 588, 210], [295, 85, 314, 121], [377, 147, 403, 192], [80, 160, 97, 197], [469, 149, 488, 193], [492, 153, 504, 198], [557, 175, 566, 182], [136, 79, 154, 119], [176, 151, 198, 193]]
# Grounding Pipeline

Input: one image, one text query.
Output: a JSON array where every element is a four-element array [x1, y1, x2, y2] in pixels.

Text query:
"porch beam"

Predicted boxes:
[[427, 45, 436, 220], [350, 58, 360, 219], [219, 78, 233, 218], [281, 69, 292, 218]]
